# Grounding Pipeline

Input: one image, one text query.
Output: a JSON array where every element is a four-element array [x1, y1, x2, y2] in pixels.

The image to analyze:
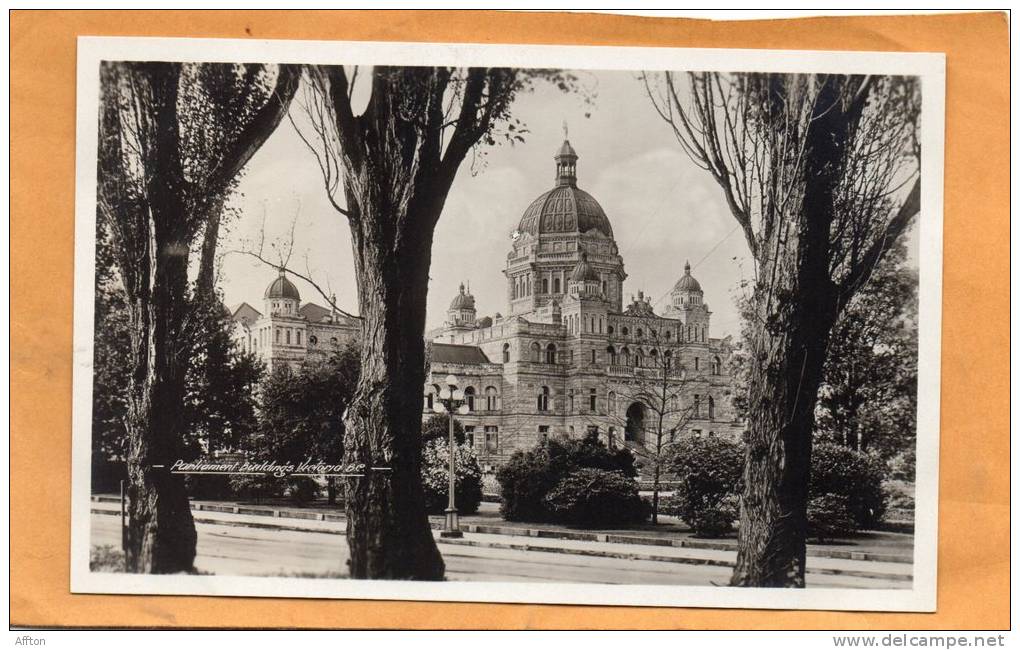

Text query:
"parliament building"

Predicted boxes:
[[233, 138, 741, 475]]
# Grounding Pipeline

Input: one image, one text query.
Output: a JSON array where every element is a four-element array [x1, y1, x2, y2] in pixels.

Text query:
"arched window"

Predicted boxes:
[[530, 341, 541, 362], [545, 343, 557, 364], [622, 326, 629, 336], [686, 325, 692, 341], [607, 325, 614, 335], [608, 391, 616, 416], [464, 386, 476, 412], [589, 388, 597, 412], [694, 357, 700, 371], [553, 277, 561, 293], [693, 394, 701, 418], [649, 349, 659, 365], [636, 328, 643, 338], [425, 392, 434, 411], [486, 386, 499, 411], [537, 386, 550, 412], [711, 356, 721, 375], [590, 348, 597, 365], [634, 349, 643, 367], [708, 396, 716, 420], [309, 335, 318, 346], [621, 346, 631, 366], [542, 278, 549, 294], [607, 345, 617, 365], [599, 317, 604, 333], [502, 343, 510, 363], [665, 330, 672, 341]]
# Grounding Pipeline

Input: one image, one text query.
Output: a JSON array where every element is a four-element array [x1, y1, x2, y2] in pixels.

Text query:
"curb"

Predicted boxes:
[[92, 495, 912, 565], [91, 508, 911, 582]]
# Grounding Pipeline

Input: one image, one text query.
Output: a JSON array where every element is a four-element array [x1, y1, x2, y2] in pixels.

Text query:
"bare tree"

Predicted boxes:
[[97, 61, 298, 573], [592, 358, 696, 523], [295, 65, 578, 579], [645, 72, 920, 586]]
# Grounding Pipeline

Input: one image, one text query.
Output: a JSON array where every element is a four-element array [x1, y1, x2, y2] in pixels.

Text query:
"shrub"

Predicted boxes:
[[422, 438, 483, 516], [496, 430, 638, 523], [90, 544, 125, 572], [421, 414, 466, 446], [543, 468, 649, 528], [807, 493, 856, 543], [228, 474, 286, 504], [665, 436, 744, 537], [810, 442, 887, 530], [185, 473, 236, 500], [285, 477, 321, 504]]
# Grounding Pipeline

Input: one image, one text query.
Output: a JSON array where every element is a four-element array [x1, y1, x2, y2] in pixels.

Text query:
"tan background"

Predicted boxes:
[[10, 10, 1009, 629]]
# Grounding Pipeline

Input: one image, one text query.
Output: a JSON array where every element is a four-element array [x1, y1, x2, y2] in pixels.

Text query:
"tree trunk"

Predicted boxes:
[[731, 78, 857, 587], [341, 193, 445, 580], [124, 239, 197, 573]]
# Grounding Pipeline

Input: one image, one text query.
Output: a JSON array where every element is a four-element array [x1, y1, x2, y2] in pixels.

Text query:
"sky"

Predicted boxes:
[[218, 68, 914, 339]]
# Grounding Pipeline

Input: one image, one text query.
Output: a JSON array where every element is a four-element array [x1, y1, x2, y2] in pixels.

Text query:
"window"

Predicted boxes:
[[485, 386, 498, 411], [665, 330, 672, 341], [275, 328, 280, 344], [464, 386, 476, 411], [650, 349, 659, 365], [712, 356, 721, 375], [484, 426, 499, 454], [621, 346, 630, 366], [502, 343, 510, 363], [285, 329, 291, 345], [589, 388, 597, 412], [538, 425, 550, 443], [464, 426, 475, 448], [692, 429, 702, 438], [634, 350, 643, 367], [608, 391, 616, 416], [553, 278, 561, 293], [636, 328, 643, 338], [296, 330, 302, 345], [530, 341, 541, 362], [590, 349, 597, 365], [622, 327, 629, 336], [607, 325, 614, 335], [545, 343, 557, 364], [694, 357, 700, 371], [542, 278, 549, 294], [607, 345, 617, 365], [693, 394, 701, 418], [708, 396, 716, 420], [425, 392, 434, 410], [568, 390, 575, 412], [330, 337, 338, 346], [537, 386, 550, 412]]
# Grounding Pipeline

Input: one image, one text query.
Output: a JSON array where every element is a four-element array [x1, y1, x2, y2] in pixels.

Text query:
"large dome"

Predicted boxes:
[[515, 139, 615, 239], [265, 271, 301, 300], [517, 185, 614, 238]]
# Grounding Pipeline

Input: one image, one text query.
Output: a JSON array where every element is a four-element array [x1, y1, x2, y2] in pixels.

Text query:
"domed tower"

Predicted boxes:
[[664, 261, 711, 343], [505, 137, 626, 320], [264, 269, 301, 316], [446, 282, 477, 330]]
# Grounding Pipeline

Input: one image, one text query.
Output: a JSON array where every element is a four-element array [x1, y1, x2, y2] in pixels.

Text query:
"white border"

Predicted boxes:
[[71, 36, 945, 612]]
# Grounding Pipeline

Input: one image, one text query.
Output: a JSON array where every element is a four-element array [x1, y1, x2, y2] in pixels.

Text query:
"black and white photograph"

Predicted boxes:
[[71, 37, 945, 611]]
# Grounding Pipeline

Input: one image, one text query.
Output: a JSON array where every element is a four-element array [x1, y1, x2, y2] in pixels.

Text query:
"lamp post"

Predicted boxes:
[[430, 374, 469, 538]]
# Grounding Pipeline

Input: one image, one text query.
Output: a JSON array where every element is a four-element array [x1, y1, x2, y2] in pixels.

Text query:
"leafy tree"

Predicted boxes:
[[544, 468, 650, 528], [816, 242, 918, 463], [296, 65, 583, 579], [806, 494, 856, 543], [810, 442, 887, 530], [97, 61, 298, 572], [664, 436, 744, 537], [254, 343, 359, 452], [421, 438, 483, 516], [647, 71, 920, 586], [421, 414, 466, 447], [497, 430, 638, 523]]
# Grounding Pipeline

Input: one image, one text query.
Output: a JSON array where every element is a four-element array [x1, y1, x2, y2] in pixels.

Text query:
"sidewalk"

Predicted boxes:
[[91, 497, 912, 583]]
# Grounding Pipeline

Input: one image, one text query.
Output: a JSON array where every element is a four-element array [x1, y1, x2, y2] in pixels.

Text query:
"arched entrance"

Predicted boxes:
[[625, 402, 646, 444]]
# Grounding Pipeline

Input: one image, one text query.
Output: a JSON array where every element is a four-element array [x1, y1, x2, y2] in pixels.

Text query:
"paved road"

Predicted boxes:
[[91, 514, 900, 588]]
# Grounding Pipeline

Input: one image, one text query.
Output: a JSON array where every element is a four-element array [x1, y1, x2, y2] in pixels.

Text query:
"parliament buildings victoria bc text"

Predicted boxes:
[[231, 138, 742, 475]]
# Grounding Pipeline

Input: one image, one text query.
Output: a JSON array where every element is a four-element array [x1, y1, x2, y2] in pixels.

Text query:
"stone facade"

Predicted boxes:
[[426, 139, 742, 474], [230, 270, 360, 372]]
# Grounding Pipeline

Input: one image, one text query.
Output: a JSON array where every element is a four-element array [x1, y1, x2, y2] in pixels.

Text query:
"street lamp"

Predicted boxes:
[[429, 373, 470, 538]]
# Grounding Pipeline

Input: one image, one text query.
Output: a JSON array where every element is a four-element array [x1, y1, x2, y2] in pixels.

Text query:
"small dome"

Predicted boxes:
[[556, 139, 578, 159], [569, 251, 600, 283], [449, 282, 476, 310], [265, 271, 300, 300], [672, 261, 703, 293]]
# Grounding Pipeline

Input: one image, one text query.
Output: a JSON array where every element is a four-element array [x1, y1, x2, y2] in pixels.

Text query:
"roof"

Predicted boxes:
[[517, 185, 614, 238], [672, 261, 703, 293], [449, 283, 476, 311], [556, 139, 578, 159], [230, 302, 262, 324], [265, 271, 301, 300], [299, 302, 333, 322], [430, 343, 490, 365]]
